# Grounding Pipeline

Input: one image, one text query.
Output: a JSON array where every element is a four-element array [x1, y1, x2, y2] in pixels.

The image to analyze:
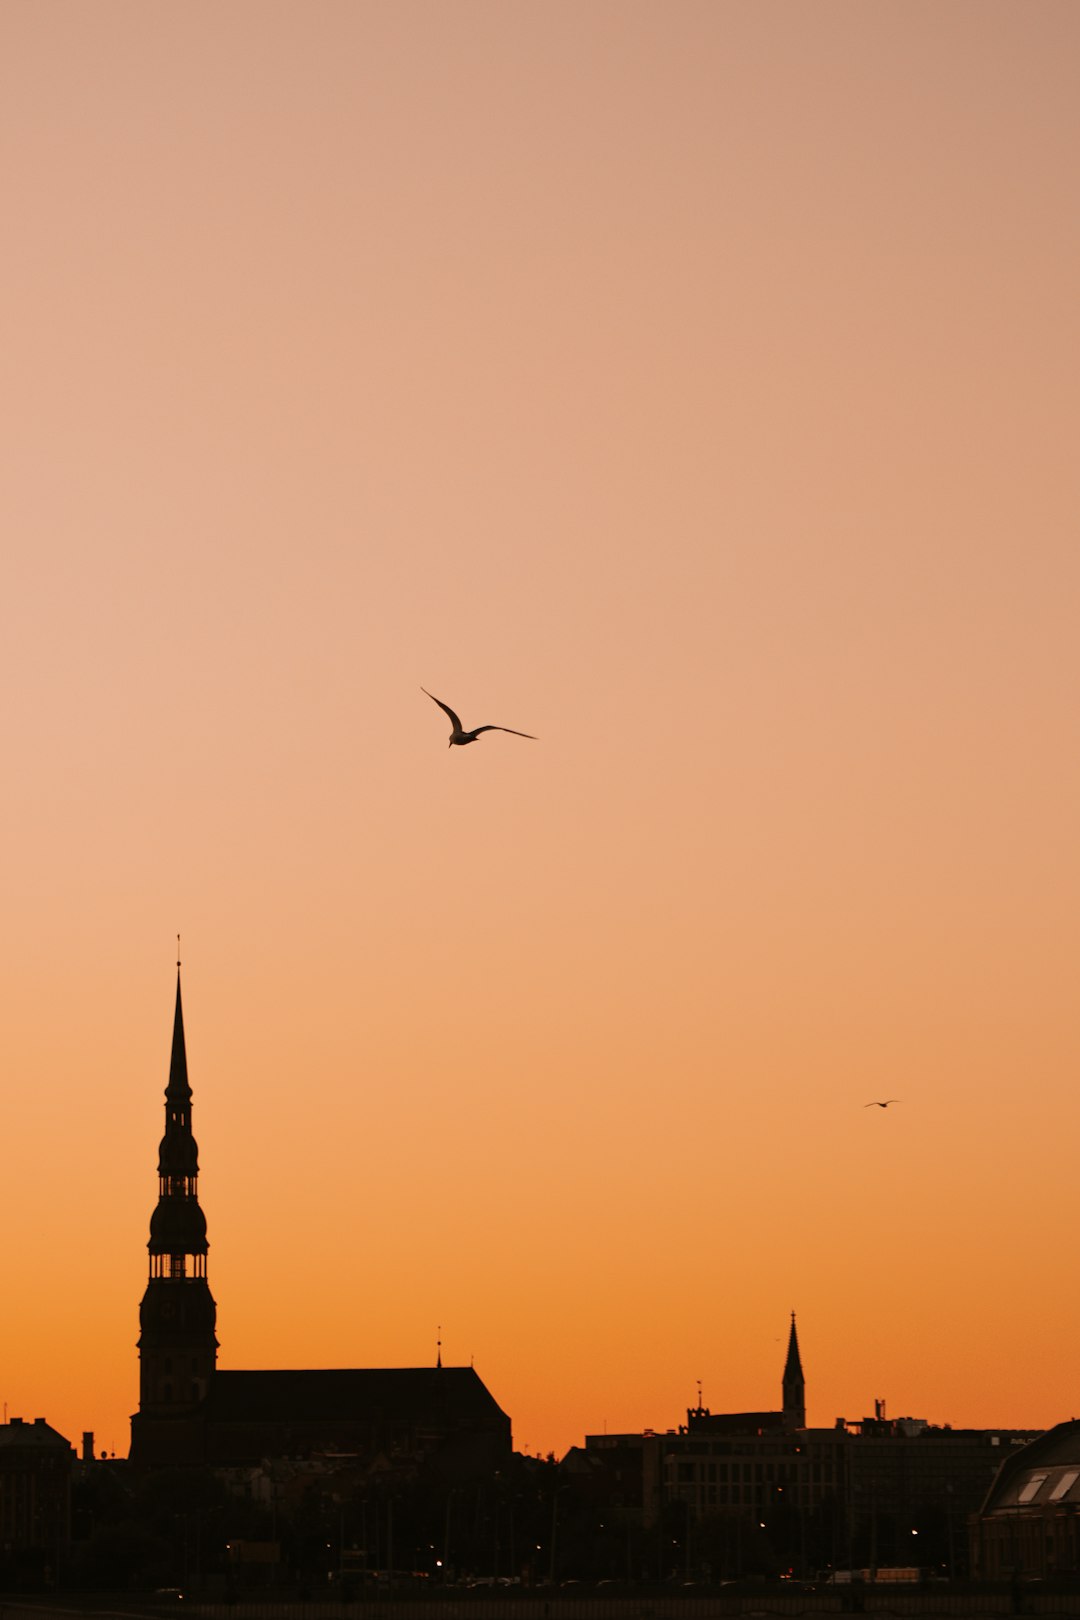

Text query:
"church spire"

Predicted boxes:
[[155, 964, 201, 1215], [782, 1311, 806, 1429], [133, 959, 218, 1447], [166, 960, 191, 1106]]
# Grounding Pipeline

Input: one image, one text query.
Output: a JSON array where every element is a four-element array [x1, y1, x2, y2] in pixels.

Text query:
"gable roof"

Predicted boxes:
[[0, 1418, 73, 1452], [202, 1366, 508, 1428], [981, 1420, 1080, 1515]]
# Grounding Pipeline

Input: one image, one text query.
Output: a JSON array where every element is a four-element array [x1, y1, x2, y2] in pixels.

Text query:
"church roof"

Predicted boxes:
[[202, 1367, 509, 1427]]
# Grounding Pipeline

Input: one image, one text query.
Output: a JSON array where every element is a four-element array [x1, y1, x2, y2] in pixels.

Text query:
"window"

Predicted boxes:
[[1018, 1474, 1048, 1504], [1049, 1471, 1079, 1502]]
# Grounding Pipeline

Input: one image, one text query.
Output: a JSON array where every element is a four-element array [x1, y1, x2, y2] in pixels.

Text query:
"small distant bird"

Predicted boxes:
[[422, 688, 537, 747], [864, 1099, 901, 1109]]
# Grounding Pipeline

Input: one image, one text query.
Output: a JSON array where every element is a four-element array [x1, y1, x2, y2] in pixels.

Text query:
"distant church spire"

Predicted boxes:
[[782, 1310, 806, 1429]]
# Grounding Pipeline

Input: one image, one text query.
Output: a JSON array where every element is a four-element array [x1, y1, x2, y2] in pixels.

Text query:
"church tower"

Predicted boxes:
[[782, 1311, 806, 1428], [134, 966, 217, 1437]]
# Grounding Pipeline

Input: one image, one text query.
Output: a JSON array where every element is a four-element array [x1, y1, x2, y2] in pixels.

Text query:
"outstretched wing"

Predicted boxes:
[[472, 725, 538, 740], [422, 688, 463, 732]]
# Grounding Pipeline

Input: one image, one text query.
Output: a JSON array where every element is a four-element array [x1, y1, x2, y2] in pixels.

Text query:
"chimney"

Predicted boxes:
[[82, 1432, 95, 1463]]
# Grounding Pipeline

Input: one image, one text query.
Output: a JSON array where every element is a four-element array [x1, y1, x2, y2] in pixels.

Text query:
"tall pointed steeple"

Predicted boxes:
[[167, 968, 191, 1105], [782, 1311, 806, 1429], [133, 960, 217, 1452]]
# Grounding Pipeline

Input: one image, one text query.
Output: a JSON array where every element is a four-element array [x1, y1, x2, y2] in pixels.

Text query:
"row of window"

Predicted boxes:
[[160, 1354, 206, 1376], [149, 1253, 208, 1279], [680, 1439, 837, 1458], [156, 1382, 203, 1404], [1017, 1469, 1080, 1504], [159, 1174, 197, 1198], [673, 1460, 836, 1486]]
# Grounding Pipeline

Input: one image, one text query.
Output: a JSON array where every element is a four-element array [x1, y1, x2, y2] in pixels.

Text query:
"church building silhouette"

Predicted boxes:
[[129, 969, 511, 1477]]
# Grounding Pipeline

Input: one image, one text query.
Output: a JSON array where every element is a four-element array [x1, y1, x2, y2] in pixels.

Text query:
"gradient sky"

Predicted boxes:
[[2, 1, 1078, 1461]]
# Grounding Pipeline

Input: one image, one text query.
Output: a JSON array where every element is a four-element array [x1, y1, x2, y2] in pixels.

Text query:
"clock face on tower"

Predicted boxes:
[[161, 1302, 176, 1319]]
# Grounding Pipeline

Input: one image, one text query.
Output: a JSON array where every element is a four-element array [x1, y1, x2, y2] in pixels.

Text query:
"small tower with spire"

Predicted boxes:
[[782, 1311, 806, 1429], [135, 960, 218, 1432]]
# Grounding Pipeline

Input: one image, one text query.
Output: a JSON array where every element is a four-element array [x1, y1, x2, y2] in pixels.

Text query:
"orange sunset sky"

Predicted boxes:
[[2, 1, 1078, 1461]]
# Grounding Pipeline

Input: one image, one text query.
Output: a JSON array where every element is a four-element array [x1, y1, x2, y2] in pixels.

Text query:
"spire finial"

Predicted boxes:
[[436, 1326, 442, 1370], [177, 934, 181, 971]]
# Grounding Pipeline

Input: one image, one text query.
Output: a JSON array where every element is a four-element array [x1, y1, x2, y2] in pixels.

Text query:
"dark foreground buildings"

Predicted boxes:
[[575, 1321, 1045, 1580], [971, 1418, 1080, 1580], [0, 1419, 74, 1586], [128, 970, 511, 1483], [12, 970, 1077, 1592]]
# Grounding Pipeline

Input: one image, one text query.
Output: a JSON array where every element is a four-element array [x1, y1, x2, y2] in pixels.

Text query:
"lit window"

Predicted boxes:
[[1017, 1473, 1048, 1504], [1049, 1471, 1079, 1502]]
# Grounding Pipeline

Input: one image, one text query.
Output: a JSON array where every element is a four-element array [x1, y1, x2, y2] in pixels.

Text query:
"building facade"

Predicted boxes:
[[581, 1326, 1042, 1580], [0, 1417, 75, 1585], [970, 1419, 1080, 1579]]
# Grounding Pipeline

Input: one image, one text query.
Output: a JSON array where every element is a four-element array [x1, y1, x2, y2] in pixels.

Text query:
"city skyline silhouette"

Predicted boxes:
[[3, 0, 1078, 1472]]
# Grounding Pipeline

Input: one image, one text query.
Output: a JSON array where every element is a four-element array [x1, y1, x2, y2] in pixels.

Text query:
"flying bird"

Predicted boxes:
[[864, 1099, 901, 1108], [422, 688, 537, 747]]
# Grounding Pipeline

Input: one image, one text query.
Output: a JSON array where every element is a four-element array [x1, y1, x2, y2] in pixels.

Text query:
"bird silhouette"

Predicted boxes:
[[864, 1099, 901, 1108], [422, 688, 537, 747]]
